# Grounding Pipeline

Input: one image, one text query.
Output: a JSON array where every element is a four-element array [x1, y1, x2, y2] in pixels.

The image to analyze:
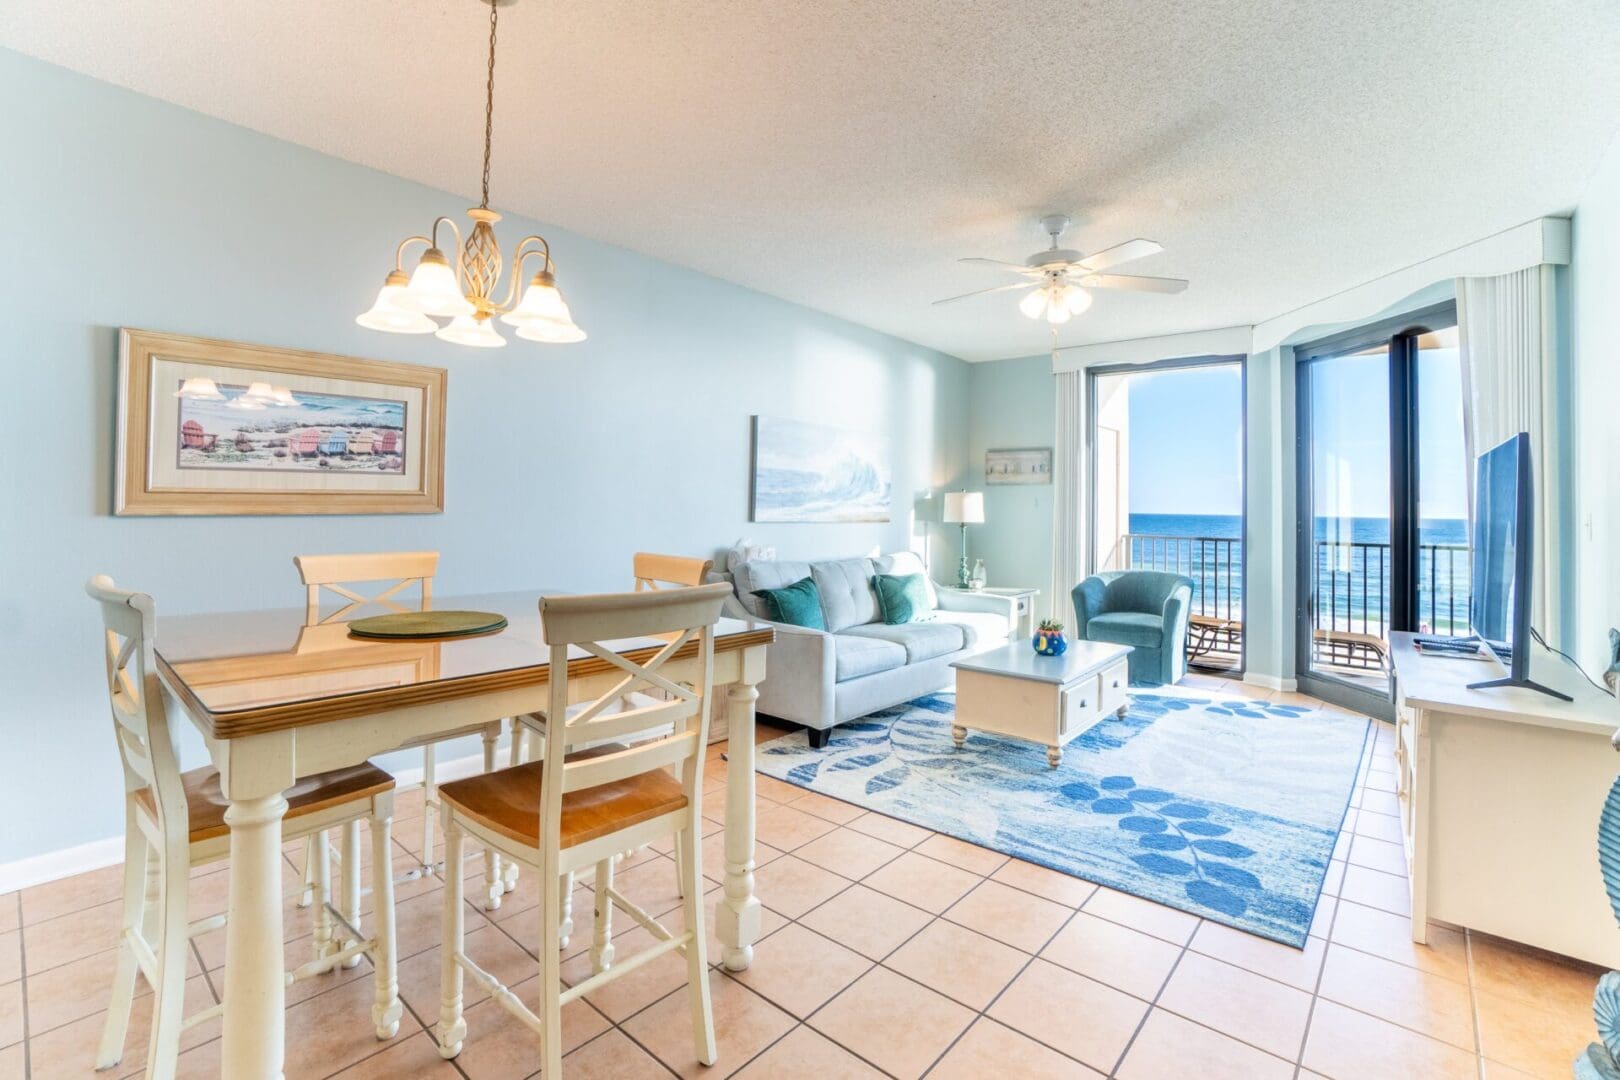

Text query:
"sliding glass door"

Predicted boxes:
[[1296, 305, 1464, 707]]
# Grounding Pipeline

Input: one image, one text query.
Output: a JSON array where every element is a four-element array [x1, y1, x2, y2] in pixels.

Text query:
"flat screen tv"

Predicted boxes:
[[1465, 432, 1569, 700]]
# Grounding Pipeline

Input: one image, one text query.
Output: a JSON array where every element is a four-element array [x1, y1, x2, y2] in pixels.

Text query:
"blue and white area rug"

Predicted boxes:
[[758, 690, 1370, 947]]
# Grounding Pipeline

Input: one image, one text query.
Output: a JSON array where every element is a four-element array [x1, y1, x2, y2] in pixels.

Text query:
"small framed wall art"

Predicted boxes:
[[985, 447, 1052, 485], [115, 329, 447, 515]]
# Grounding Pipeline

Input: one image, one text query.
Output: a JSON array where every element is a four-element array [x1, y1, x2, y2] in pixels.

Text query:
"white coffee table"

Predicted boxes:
[[950, 640, 1133, 767]]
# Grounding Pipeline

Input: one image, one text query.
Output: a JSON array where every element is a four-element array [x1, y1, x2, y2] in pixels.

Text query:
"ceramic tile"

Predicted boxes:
[[0, 1044, 21, 1080], [730, 1023, 886, 1079], [1117, 1008, 1295, 1080], [728, 924, 871, 1018], [24, 944, 198, 1037], [1188, 919, 1328, 991], [1040, 910, 1181, 1000], [986, 958, 1148, 1074], [1347, 834, 1407, 876], [0, 983, 19, 1050], [1353, 807, 1404, 844], [624, 972, 795, 1079], [885, 919, 1027, 1010], [861, 851, 981, 914], [749, 855, 850, 920], [792, 828, 905, 881], [784, 790, 867, 825], [808, 966, 974, 1080], [394, 923, 537, 1019], [558, 923, 689, 1022], [27, 973, 217, 1079], [1328, 901, 1468, 981], [557, 1028, 674, 1079], [1338, 863, 1410, 916], [1308, 893, 1338, 939], [0, 897, 16, 936], [1317, 943, 1474, 1050], [0, 934, 16, 988], [798, 884, 933, 961], [20, 865, 125, 928], [1302, 998, 1478, 1080], [989, 858, 1099, 908], [929, 1017, 1103, 1080], [1474, 984, 1592, 1077], [943, 878, 1071, 953], [1083, 884, 1200, 945], [1157, 950, 1313, 1061], [21, 898, 123, 975], [1468, 932, 1601, 1016], [696, 829, 786, 884], [329, 1032, 461, 1078], [449, 974, 611, 1080], [845, 811, 932, 849], [913, 834, 1009, 876]]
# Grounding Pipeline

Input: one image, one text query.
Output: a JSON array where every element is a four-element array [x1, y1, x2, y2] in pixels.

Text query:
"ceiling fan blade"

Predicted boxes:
[[1077, 238, 1164, 272], [932, 281, 1035, 305], [1075, 272, 1188, 294], [958, 257, 1043, 275]]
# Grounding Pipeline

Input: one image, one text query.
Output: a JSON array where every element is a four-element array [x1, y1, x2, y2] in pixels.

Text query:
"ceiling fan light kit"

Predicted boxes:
[[357, 0, 585, 349], [936, 213, 1188, 324]]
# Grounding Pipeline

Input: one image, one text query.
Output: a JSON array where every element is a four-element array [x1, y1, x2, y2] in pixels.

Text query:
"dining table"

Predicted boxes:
[[153, 588, 774, 1080]]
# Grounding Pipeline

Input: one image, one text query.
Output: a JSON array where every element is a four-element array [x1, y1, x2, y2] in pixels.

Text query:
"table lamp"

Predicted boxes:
[[942, 490, 985, 589]]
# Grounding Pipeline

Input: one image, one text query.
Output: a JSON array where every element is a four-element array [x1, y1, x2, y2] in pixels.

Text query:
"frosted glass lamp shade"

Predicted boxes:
[[942, 491, 985, 525], [405, 250, 475, 317], [1060, 285, 1093, 315], [173, 377, 225, 400], [500, 275, 568, 326], [435, 313, 507, 348], [515, 319, 587, 343], [1018, 289, 1048, 319], [357, 271, 438, 334]]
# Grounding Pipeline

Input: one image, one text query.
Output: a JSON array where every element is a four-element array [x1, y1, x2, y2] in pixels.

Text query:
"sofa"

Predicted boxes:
[[1072, 570, 1194, 686], [714, 552, 1016, 746]]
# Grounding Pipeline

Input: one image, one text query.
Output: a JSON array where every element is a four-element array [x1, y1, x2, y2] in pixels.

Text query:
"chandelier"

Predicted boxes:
[[356, 0, 585, 348]]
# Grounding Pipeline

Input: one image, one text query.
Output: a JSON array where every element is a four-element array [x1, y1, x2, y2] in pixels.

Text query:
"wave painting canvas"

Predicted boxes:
[[751, 416, 891, 523]]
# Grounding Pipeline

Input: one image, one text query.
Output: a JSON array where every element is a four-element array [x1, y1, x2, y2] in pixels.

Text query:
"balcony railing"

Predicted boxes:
[[1112, 532, 1473, 673]]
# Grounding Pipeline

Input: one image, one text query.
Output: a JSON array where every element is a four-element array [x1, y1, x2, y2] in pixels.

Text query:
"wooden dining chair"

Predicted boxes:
[[507, 551, 716, 916], [87, 576, 403, 1079], [294, 552, 507, 906], [434, 583, 731, 1074]]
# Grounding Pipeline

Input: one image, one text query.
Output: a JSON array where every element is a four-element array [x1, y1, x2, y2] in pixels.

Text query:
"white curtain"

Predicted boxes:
[[1456, 265, 1561, 643], [1048, 370, 1086, 624]]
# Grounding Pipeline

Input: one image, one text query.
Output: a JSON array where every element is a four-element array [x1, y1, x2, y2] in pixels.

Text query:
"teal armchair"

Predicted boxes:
[[1072, 570, 1194, 686]]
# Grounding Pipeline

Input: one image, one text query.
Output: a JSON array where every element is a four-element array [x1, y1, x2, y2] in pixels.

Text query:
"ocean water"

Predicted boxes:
[[1123, 514, 1472, 634]]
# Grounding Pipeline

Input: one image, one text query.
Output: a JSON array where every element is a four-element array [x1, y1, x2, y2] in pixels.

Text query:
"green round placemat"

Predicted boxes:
[[347, 610, 508, 640]]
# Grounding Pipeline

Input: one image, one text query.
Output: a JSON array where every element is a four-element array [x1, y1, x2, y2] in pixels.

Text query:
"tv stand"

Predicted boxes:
[[1464, 674, 1575, 702]]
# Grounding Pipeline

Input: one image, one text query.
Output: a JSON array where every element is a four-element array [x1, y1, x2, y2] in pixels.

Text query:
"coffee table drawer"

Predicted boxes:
[[1061, 677, 1101, 735], [1098, 659, 1130, 716]]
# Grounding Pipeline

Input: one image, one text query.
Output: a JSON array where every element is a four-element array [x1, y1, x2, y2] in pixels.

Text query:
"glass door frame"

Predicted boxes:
[[1085, 353, 1248, 677], [1293, 301, 1457, 712]]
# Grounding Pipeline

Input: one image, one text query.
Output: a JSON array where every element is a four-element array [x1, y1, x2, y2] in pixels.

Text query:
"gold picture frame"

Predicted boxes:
[[115, 329, 447, 516]]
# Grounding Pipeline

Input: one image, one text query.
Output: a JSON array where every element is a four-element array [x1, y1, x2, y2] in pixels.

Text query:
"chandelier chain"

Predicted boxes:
[[480, 0, 498, 209]]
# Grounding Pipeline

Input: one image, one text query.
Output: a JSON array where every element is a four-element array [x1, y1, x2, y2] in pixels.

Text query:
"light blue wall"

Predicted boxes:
[[962, 356, 1055, 607], [0, 49, 970, 864]]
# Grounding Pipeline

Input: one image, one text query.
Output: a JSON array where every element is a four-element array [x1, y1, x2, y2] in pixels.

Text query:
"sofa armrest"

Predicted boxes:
[[935, 587, 1016, 635], [754, 620, 837, 729], [1071, 576, 1106, 637]]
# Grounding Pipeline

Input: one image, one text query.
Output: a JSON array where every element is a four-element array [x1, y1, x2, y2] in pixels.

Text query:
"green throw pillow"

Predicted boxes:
[[753, 576, 826, 630], [874, 572, 934, 625]]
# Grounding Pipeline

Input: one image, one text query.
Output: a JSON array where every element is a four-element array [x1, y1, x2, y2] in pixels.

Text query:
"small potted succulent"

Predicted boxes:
[[1033, 618, 1068, 656]]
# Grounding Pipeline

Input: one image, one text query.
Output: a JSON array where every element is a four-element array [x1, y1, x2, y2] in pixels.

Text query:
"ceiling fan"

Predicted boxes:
[[935, 214, 1188, 324]]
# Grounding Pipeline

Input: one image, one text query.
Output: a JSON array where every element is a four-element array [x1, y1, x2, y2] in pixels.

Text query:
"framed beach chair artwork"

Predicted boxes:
[[114, 329, 446, 515]]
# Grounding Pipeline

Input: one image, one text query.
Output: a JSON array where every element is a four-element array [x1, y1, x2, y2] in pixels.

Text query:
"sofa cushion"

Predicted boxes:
[[873, 573, 934, 625], [842, 621, 967, 664], [873, 551, 940, 608], [833, 633, 907, 681], [752, 576, 826, 630], [811, 558, 879, 632], [930, 610, 1004, 650], [1086, 611, 1167, 648], [731, 559, 813, 619]]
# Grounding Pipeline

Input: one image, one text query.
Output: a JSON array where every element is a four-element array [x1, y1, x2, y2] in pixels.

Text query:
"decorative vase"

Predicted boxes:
[[1033, 630, 1068, 656], [970, 559, 987, 591]]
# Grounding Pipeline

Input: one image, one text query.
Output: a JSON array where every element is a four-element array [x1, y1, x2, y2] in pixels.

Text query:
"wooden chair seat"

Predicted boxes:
[[438, 761, 687, 850], [136, 763, 395, 844]]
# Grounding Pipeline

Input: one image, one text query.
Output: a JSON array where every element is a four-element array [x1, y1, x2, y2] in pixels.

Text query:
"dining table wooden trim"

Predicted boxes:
[[157, 626, 776, 738]]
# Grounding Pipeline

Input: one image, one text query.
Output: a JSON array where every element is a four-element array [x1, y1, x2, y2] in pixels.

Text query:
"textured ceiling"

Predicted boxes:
[[5, 1, 1619, 361]]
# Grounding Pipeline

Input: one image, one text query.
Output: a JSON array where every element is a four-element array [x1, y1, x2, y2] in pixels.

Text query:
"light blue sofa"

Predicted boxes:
[[715, 552, 1015, 746], [1072, 570, 1194, 686]]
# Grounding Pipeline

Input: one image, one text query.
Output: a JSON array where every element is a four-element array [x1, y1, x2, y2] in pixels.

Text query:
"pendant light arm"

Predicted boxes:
[[427, 215, 468, 288], [495, 236, 557, 310], [393, 235, 433, 272]]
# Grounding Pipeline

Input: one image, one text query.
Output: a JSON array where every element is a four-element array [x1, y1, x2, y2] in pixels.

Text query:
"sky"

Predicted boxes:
[[1125, 347, 1468, 521]]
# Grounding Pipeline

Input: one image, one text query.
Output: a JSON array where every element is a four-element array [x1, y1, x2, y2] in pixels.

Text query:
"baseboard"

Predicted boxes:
[[1243, 672, 1299, 692]]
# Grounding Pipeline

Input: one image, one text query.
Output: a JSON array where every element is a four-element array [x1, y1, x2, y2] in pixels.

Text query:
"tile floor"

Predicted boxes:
[[0, 676, 1601, 1078]]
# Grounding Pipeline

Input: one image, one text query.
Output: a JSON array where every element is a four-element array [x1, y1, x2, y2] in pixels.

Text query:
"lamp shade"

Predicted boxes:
[[942, 491, 985, 525]]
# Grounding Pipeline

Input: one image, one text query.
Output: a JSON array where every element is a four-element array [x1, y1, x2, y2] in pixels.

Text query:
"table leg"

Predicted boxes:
[[221, 792, 289, 1080], [716, 681, 762, 972]]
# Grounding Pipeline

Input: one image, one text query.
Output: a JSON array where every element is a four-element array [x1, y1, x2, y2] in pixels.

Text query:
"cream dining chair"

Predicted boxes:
[[293, 551, 508, 906], [87, 576, 402, 1079], [505, 552, 716, 926], [434, 583, 731, 1074]]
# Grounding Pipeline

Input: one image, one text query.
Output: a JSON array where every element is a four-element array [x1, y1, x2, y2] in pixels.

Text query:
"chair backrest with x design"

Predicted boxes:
[[537, 583, 730, 836], [632, 553, 714, 592], [86, 575, 188, 855], [293, 551, 439, 626]]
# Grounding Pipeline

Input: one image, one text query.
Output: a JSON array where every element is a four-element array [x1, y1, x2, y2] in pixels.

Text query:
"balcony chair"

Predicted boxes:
[[1072, 569, 1195, 686]]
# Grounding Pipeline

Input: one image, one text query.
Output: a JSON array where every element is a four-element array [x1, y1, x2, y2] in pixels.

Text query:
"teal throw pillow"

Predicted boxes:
[[874, 572, 934, 625], [753, 576, 826, 630]]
